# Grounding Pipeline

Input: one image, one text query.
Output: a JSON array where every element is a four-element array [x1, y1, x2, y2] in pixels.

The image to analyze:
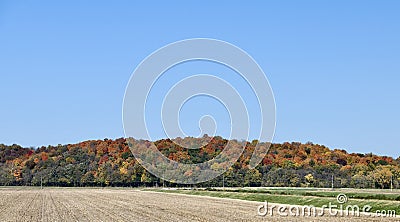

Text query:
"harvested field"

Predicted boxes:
[[0, 187, 397, 221]]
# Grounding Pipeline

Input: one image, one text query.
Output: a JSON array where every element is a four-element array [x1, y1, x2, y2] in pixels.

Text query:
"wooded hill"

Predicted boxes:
[[1, 137, 399, 188]]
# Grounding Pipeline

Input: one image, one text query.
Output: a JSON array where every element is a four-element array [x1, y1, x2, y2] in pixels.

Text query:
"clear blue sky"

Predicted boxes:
[[1, 1, 399, 158]]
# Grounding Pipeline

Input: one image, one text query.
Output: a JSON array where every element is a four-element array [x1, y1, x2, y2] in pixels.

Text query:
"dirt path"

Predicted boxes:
[[0, 187, 397, 221]]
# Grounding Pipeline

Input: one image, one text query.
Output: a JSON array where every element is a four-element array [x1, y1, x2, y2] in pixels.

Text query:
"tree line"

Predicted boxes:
[[0, 137, 399, 189]]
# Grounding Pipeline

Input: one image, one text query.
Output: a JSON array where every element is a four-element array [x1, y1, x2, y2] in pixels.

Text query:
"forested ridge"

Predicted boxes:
[[1, 137, 399, 189]]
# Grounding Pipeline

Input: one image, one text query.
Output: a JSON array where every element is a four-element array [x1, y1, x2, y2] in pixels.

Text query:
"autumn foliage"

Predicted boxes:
[[0, 138, 399, 188]]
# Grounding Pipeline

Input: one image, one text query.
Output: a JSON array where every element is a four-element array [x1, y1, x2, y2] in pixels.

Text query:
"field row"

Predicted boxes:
[[0, 187, 397, 221]]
